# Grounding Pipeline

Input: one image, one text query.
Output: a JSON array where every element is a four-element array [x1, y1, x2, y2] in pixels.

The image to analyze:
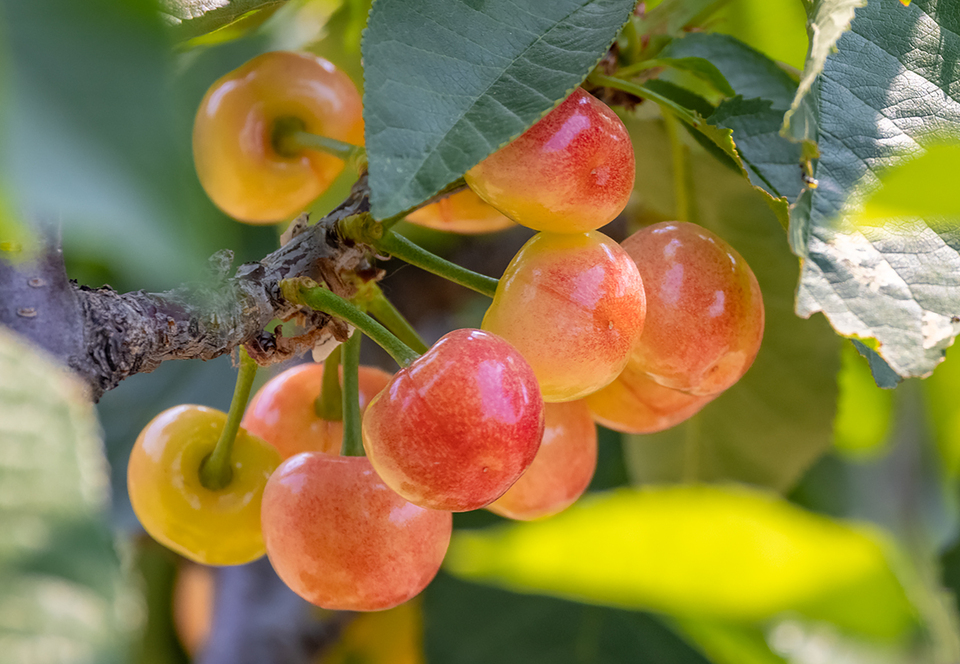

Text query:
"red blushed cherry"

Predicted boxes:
[[242, 363, 392, 459], [622, 222, 764, 396], [464, 88, 635, 234], [405, 189, 515, 234], [193, 51, 364, 223], [585, 361, 716, 434], [261, 453, 451, 611], [361, 329, 545, 512], [487, 400, 597, 521], [482, 231, 646, 402]]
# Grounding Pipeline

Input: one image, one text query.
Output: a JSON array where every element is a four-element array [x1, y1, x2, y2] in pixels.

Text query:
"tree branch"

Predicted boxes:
[[0, 175, 378, 402]]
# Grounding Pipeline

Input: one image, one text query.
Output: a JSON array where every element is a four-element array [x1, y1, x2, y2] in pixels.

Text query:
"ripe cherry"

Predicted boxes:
[[242, 362, 392, 459], [362, 329, 544, 512], [482, 231, 646, 402], [127, 405, 282, 565], [623, 222, 764, 395], [585, 361, 716, 434], [488, 400, 598, 520], [465, 88, 635, 234], [261, 453, 451, 611], [405, 189, 514, 234], [193, 51, 364, 223]]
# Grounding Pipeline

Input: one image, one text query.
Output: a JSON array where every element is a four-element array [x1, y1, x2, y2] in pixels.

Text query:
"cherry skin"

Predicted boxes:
[[464, 88, 635, 233], [622, 222, 764, 396], [127, 405, 282, 566], [193, 51, 364, 223], [585, 360, 716, 434], [482, 231, 646, 402], [242, 362, 392, 459], [405, 189, 514, 234], [261, 453, 452, 611], [362, 329, 545, 512], [487, 400, 598, 520]]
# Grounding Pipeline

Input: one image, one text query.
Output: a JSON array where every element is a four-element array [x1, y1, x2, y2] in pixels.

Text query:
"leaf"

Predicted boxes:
[[635, 0, 730, 36], [362, 0, 637, 220], [789, 0, 960, 379], [622, 114, 840, 491], [158, 0, 287, 42], [0, 326, 132, 663], [859, 143, 960, 220], [781, 0, 866, 145], [709, 97, 804, 205], [851, 340, 902, 390], [443, 486, 915, 638], [423, 572, 712, 664], [639, 57, 736, 97], [673, 620, 787, 664], [659, 33, 797, 110], [922, 343, 960, 476]]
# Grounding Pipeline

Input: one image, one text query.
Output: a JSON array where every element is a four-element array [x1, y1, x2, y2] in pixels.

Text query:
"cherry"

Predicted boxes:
[[481, 231, 646, 402], [242, 362, 392, 459], [487, 400, 598, 520], [405, 189, 514, 234], [260, 453, 451, 611], [127, 405, 282, 566], [465, 88, 635, 233], [361, 329, 544, 512], [193, 51, 364, 223], [622, 222, 764, 395], [585, 361, 715, 434]]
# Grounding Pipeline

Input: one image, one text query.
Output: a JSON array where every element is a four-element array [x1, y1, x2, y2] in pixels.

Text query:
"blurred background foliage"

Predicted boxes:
[[2, 0, 960, 663]]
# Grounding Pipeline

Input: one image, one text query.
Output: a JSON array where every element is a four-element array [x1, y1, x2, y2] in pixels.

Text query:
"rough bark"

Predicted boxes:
[[0, 176, 376, 401]]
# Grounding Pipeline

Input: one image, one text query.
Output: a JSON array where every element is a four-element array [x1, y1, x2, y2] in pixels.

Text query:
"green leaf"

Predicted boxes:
[[424, 572, 712, 664], [851, 340, 902, 390], [636, 56, 736, 98], [923, 343, 960, 476], [0, 327, 132, 664], [443, 486, 915, 639], [789, 0, 960, 380], [622, 114, 840, 491], [712, 0, 809, 70], [635, 0, 730, 37], [362, 0, 637, 220], [659, 33, 797, 110], [781, 0, 866, 145], [673, 620, 787, 664], [158, 0, 287, 42], [860, 143, 960, 220]]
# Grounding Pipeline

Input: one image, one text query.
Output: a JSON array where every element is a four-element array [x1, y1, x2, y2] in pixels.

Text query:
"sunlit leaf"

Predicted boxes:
[[834, 342, 894, 458], [444, 486, 915, 638], [859, 144, 960, 221], [362, 0, 637, 219], [922, 343, 960, 476], [158, 0, 287, 42]]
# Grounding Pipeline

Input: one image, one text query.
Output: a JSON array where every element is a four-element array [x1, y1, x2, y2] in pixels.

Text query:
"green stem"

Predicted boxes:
[[273, 117, 364, 163], [281, 279, 420, 368], [375, 232, 499, 299], [339, 332, 364, 457], [367, 286, 429, 355], [663, 110, 690, 222], [199, 346, 258, 491], [587, 73, 700, 126], [314, 345, 343, 421]]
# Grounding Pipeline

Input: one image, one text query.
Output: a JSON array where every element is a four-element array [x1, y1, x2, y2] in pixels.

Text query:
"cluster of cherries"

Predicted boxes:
[[127, 52, 764, 612]]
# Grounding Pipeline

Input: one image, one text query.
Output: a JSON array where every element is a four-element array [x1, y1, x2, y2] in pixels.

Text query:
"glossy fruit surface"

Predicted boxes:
[[261, 453, 452, 611], [193, 51, 364, 223], [482, 231, 646, 402], [464, 88, 635, 233], [362, 329, 544, 512], [127, 405, 282, 565], [585, 361, 715, 434], [488, 400, 598, 520], [623, 222, 764, 395], [405, 189, 514, 234], [242, 362, 392, 459]]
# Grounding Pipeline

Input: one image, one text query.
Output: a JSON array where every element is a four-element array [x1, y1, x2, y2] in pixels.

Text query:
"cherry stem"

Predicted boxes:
[[663, 109, 691, 222], [367, 286, 429, 355], [314, 345, 343, 421], [587, 73, 700, 126], [339, 331, 364, 457], [199, 345, 258, 491], [280, 278, 421, 368], [272, 118, 364, 164], [374, 232, 499, 299]]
